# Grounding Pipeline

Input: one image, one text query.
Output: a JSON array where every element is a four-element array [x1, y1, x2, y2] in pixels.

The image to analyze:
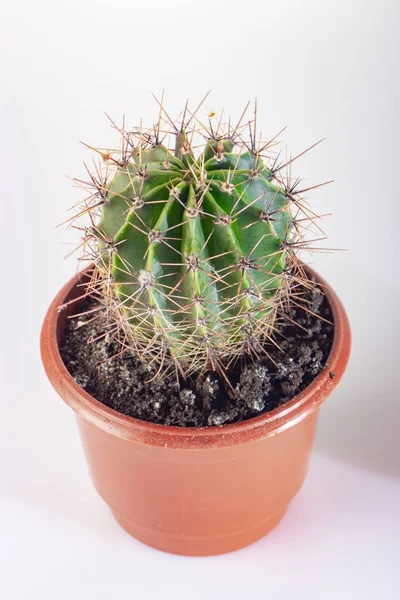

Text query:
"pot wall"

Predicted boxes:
[[76, 410, 319, 555]]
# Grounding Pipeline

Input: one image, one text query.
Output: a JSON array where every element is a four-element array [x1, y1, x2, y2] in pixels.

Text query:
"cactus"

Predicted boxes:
[[71, 96, 327, 378]]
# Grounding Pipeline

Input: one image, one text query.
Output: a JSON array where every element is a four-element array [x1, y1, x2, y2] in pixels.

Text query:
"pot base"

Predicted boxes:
[[111, 507, 288, 556]]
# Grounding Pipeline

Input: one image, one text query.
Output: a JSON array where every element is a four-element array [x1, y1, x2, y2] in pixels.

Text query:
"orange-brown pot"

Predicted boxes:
[[41, 267, 350, 556]]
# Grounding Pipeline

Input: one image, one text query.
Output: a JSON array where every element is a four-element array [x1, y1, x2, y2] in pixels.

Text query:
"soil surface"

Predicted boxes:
[[60, 282, 333, 427]]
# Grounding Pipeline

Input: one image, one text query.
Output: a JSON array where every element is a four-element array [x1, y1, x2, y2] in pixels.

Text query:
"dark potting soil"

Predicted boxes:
[[60, 282, 334, 427]]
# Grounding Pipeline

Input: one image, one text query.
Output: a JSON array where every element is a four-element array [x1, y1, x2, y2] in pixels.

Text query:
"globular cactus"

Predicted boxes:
[[72, 97, 325, 378]]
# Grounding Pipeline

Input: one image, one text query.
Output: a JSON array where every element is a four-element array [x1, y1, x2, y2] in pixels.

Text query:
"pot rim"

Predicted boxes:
[[40, 264, 351, 448]]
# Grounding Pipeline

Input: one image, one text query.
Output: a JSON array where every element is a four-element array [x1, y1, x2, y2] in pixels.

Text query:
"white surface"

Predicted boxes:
[[1, 0, 399, 598]]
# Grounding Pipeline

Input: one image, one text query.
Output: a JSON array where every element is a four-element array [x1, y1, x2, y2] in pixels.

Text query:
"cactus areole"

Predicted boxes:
[[75, 100, 324, 379]]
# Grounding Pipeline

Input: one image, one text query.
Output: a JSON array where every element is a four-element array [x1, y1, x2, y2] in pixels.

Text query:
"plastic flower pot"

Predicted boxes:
[[40, 265, 350, 556]]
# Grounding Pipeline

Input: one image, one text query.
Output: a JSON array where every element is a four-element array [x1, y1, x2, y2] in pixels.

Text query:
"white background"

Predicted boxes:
[[1, 0, 399, 598]]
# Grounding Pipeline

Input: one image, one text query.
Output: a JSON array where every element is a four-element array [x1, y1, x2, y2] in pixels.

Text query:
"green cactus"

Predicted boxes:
[[76, 99, 320, 378]]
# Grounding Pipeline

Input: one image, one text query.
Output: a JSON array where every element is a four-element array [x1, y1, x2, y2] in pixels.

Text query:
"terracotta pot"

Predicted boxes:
[[41, 266, 350, 556]]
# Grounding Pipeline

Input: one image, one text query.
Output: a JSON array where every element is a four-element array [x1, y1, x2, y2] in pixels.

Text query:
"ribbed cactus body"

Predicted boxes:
[[95, 135, 292, 373]]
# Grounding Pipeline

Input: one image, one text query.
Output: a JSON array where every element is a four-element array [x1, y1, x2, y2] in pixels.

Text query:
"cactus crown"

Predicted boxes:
[[67, 95, 328, 380]]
